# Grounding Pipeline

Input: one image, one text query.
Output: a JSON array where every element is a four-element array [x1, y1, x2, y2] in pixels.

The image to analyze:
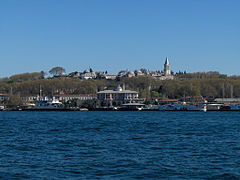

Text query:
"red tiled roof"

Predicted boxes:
[[158, 99, 179, 102], [20, 94, 38, 97], [0, 94, 9, 97], [54, 94, 96, 97]]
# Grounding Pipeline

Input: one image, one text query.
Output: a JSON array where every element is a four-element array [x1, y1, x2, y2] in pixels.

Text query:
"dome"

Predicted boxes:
[[115, 85, 123, 91]]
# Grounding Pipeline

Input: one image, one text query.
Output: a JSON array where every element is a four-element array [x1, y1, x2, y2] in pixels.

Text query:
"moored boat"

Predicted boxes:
[[19, 96, 76, 111], [229, 104, 240, 111], [159, 102, 207, 111], [0, 105, 4, 111]]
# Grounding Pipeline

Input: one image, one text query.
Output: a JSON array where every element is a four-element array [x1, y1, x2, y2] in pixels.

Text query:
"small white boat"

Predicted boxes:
[[0, 105, 4, 111]]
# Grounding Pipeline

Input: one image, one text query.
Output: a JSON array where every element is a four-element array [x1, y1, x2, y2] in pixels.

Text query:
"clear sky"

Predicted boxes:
[[0, 0, 239, 77]]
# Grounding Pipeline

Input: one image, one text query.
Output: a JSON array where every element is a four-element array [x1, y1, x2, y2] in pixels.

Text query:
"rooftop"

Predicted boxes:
[[97, 90, 138, 94]]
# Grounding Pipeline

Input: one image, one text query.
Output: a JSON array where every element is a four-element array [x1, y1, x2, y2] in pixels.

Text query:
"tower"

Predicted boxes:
[[164, 57, 171, 76]]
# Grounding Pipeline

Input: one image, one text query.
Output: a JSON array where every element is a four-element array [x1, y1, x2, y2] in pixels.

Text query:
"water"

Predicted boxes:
[[0, 111, 240, 179]]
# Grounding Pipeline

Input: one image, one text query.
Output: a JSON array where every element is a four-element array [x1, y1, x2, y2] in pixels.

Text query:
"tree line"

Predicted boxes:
[[1, 71, 240, 100]]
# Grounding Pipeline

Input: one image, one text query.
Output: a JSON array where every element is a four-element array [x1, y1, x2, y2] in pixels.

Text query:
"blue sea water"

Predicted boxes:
[[0, 111, 240, 179]]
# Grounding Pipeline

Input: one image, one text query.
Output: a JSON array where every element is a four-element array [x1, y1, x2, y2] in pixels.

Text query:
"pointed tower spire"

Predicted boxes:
[[164, 57, 171, 76], [165, 57, 170, 65]]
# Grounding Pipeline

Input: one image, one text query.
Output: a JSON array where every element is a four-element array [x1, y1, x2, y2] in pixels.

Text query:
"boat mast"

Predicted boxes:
[[40, 85, 42, 98]]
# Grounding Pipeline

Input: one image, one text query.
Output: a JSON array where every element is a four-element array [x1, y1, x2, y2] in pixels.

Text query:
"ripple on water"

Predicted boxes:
[[0, 111, 240, 179]]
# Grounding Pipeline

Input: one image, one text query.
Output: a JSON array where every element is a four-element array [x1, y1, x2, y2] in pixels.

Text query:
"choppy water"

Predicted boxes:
[[0, 111, 240, 179]]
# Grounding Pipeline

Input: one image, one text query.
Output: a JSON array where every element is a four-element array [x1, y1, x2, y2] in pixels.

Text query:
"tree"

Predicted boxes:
[[40, 71, 46, 79], [49, 67, 66, 76], [140, 68, 148, 75], [151, 91, 159, 98], [191, 86, 201, 96], [10, 72, 45, 82], [7, 94, 22, 107], [140, 89, 147, 98]]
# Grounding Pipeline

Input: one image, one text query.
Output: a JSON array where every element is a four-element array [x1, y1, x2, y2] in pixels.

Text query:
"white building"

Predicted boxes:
[[134, 70, 145, 76], [105, 74, 117, 80], [21, 94, 38, 103], [97, 85, 139, 106], [54, 94, 97, 102], [0, 94, 9, 103], [80, 69, 96, 79]]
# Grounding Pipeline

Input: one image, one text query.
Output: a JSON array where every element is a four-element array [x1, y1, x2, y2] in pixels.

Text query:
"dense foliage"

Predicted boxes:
[[1, 71, 240, 99]]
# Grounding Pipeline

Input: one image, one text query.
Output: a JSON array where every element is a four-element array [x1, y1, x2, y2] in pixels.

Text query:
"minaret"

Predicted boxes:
[[164, 57, 171, 76]]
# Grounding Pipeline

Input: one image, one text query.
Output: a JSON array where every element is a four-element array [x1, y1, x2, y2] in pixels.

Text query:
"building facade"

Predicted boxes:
[[97, 85, 139, 106], [0, 94, 9, 103], [21, 94, 38, 103], [54, 94, 97, 102]]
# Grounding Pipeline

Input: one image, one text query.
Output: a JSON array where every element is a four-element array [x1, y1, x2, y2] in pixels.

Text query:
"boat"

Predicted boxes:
[[118, 103, 144, 111], [88, 106, 118, 111], [229, 104, 240, 111], [142, 105, 159, 111], [19, 85, 78, 111], [206, 103, 235, 111], [0, 105, 4, 111], [159, 102, 207, 111], [89, 103, 145, 111], [33, 96, 64, 110], [19, 96, 77, 111]]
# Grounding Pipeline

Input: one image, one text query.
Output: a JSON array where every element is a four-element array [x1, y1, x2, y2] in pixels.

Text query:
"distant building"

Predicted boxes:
[[0, 94, 9, 103], [21, 94, 38, 103], [105, 74, 117, 80], [97, 85, 139, 106], [69, 72, 80, 78], [95, 72, 117, 80], [80, 69, 96, 79], [214, 98, 240, 103], [149, 71, 162, 78], [134, 70, 145, 76], [54, 94, 97, 102], [117, 70, 129, 78], [127, 71, 135, 78]]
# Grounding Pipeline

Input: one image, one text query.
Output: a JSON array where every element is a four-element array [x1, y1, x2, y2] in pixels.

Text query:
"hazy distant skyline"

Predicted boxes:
[[1, 0, 239, 77]]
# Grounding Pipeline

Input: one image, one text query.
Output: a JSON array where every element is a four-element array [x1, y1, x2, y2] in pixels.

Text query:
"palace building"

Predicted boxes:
[[97, 85, 139, 106]]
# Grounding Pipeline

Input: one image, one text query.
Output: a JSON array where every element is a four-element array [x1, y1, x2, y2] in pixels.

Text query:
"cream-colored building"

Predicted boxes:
[[97, 85, 139, 106]]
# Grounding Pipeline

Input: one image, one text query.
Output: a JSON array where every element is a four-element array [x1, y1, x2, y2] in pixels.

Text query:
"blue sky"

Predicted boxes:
[[0, 0, 239, 77]]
